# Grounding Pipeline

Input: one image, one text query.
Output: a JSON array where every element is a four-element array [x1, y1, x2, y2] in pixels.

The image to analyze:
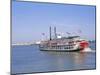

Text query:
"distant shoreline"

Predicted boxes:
[[12, 43, 39, 46], [12, 40, 95, 46]]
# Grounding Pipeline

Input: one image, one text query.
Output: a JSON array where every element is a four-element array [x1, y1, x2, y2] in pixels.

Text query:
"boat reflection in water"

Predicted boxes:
[[42, 49, 95, 71]]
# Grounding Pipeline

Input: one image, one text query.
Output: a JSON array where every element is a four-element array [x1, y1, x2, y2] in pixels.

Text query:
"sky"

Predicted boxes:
[[12, 1, 96, 43]]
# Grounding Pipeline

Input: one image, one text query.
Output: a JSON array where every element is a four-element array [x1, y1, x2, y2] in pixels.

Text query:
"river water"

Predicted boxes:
[[11, 42, 96, 74]]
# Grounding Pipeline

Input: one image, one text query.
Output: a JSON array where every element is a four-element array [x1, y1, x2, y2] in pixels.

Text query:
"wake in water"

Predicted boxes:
[[82, 47, 95, 53]]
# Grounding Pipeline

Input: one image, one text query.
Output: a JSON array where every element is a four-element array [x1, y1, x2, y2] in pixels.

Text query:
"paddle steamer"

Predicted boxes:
[[39, 27, 89, 52]]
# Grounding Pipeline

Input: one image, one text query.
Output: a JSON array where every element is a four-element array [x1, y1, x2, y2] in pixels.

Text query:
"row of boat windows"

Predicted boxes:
[[40, 45, 74, 49]]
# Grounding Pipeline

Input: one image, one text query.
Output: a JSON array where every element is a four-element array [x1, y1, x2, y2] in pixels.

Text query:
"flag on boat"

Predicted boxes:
[[42, 33, 45, 36], [78, 30, 82, 33], [66, 32, 71, 34]]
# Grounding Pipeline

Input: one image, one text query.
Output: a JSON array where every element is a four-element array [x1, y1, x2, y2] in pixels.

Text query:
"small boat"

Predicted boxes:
[[39, 27, 89, 52]]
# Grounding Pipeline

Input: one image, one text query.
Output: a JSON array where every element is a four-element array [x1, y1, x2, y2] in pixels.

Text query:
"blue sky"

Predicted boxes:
[[12, 1, 96, 43]]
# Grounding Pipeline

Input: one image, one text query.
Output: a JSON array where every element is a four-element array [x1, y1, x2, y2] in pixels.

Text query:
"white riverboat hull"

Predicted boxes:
[[40, 48, 82, 52]]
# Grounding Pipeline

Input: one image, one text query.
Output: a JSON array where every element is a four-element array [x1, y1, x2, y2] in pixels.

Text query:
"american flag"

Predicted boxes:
[[42, 33, 45, 36], [78, 30, 82, 33], [66, 32, 71, 34]]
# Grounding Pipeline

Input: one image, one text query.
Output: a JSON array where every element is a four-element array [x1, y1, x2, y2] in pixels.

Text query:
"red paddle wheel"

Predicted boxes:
[[79, 41, 89, 50]]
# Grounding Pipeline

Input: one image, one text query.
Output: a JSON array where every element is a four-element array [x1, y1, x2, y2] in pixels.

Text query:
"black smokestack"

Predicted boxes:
[[49, 26, 52, 40]]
